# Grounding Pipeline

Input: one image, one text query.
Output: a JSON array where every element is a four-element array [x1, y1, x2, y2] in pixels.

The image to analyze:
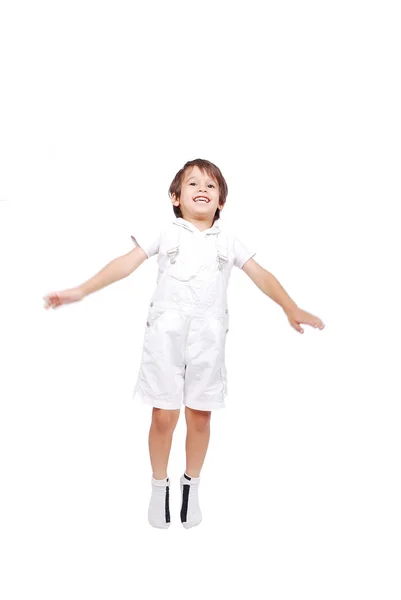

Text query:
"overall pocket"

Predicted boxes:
[[168, 255, 202, 282], [217, 309, 230, 334], [220, 365, 228, 399], [145, 302, 165, 329]]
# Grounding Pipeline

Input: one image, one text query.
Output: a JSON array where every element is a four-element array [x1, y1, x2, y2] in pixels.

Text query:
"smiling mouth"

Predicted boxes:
[[193, 196, 210, 203]]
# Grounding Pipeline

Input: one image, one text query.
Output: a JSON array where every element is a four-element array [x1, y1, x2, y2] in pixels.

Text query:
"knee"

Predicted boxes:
[[186, 407, 211, 432], [151, 408, 179, 434]]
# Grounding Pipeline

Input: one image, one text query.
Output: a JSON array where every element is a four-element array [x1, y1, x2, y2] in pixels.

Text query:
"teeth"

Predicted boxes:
[[194, 197, 209, 202]]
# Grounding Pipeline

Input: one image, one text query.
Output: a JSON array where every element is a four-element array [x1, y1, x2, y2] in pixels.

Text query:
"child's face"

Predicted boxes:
[[172, 166, 223, 222]]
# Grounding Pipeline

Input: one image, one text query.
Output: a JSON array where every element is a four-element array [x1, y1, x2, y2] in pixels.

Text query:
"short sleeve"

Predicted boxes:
[[130, 228, 160, 259], [233, 234, 256, 269]]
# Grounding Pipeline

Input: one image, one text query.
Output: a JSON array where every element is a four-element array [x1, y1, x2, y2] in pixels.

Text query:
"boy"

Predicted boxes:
[[43, 158, 325, 529]]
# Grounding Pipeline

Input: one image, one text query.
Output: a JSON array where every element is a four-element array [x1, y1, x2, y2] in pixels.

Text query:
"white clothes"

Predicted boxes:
[[131, 217, 256, 411]]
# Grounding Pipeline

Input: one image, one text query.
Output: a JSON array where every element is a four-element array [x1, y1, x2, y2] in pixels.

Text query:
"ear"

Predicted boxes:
[[171, 192, 180, 206]]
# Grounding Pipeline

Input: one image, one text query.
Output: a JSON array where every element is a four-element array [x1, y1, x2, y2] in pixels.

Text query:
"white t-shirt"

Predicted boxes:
[[131, 218, 256, 269]]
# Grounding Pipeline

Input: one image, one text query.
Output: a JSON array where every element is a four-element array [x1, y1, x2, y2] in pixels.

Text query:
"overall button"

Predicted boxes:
[[146, 322, 150, 327], [225, 309, 228, 314], [150, 302, 154, 307]]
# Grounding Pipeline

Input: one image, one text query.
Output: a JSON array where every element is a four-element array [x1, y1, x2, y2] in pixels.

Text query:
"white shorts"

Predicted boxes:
[[133, 303, 230, 411]]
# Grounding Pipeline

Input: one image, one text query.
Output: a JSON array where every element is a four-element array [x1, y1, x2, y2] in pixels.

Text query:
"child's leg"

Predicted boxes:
[[180, 407, 211, 528], [149, 407, 180, 478], [147, 407, 180, 529], [184, 406, 211, 477]]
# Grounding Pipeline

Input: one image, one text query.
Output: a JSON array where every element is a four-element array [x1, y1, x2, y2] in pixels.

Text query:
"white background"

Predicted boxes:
[[1, 0, 400, 598]]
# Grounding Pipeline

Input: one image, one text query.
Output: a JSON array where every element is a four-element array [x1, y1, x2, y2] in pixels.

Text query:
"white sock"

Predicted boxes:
[[180, 473, 202, 529], [148, 475, 171, 529]]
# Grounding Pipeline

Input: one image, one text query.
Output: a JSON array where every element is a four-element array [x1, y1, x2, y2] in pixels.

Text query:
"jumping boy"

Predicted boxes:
[[43, 158, 325, 529]]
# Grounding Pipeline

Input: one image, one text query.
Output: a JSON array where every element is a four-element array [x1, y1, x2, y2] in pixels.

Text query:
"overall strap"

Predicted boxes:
[[165, 223, 181, 264], [216, 229, 228, 270]]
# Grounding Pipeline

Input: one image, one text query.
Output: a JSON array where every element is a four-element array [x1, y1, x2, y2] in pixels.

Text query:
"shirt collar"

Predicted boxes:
[[173, 217, 221, 235]]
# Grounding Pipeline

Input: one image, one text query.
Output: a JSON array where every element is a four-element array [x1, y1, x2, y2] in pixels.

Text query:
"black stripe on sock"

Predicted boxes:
[[184, 473, 191, 481], [165, 483, 170, 523], [180, 484, 190, 523]]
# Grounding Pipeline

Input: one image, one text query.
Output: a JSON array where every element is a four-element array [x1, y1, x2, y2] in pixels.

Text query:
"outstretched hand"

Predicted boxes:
[[285, 307, 325, 334], [43, 287, 85, 310]]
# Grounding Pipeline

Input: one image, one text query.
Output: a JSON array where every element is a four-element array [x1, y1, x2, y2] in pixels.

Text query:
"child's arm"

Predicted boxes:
[[241, 258, 325, 334], [43, 246, 148, 310]]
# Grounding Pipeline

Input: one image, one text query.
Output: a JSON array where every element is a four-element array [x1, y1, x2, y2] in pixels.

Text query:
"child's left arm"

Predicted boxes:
[[241, 259, 325, 334]]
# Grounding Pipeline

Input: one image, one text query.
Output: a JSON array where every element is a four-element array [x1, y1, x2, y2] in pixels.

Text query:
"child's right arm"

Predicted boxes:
[[43, 246, 148, 309]]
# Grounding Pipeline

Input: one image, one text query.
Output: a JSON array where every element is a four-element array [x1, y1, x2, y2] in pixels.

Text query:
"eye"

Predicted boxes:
[[189, 182, 196, 186], [208, 184, 215, 188]]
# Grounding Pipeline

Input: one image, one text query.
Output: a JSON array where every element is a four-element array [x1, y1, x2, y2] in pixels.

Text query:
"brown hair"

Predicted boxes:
[[168, 158, 228, 223]]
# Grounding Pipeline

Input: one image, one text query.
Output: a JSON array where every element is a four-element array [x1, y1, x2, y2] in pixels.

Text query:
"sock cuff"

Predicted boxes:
[[184, 473, 200, 483], [152, 476, 169, 486]]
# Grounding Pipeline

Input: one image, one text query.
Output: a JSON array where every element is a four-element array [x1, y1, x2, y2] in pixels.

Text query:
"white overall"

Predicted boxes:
[[133, 218, 231, 411]]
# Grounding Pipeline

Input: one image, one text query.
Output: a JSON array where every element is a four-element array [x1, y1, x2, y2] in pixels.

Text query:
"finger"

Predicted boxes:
[[312, 319, 324, 329]]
